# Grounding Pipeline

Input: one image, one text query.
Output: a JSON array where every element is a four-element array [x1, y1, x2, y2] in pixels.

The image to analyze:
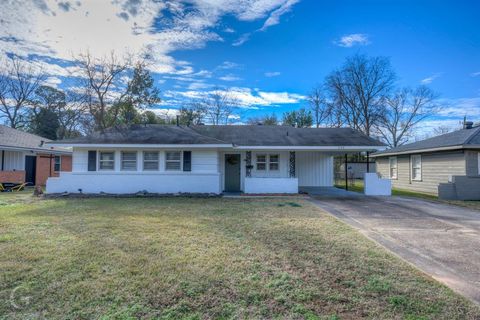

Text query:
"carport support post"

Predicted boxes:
[[344, 153, 348, 191], [366, 151, 370, 173]]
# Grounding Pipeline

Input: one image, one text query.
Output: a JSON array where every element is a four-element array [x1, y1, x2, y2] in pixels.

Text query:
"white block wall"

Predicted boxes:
[[47, 172, 221, 194], [48, 148, 221, 194], [244, 177, 298, 194]]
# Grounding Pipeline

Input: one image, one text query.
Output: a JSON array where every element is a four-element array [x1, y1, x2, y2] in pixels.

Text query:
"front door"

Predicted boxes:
[[24, 155, 36, 185], [224, 154, 241, 192]]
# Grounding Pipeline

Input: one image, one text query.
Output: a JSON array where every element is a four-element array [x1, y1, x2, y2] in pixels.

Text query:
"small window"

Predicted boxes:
[[165, 151, 181, 171], [411, 155, 422, 181], [143, 151, 159, 171], [54, 156, 61, 172], [269, 154, 279, 171], [256, 154, 266, 170], [99, 152, 115, 170], [121, 151, 137, 171], [389, 157, 397, 179]]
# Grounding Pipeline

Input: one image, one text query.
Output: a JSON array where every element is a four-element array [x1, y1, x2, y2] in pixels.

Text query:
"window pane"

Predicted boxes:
[[257, 163, 266, 170], [269, 163, 279, 170], [144, 161, 159, 170], [54, 156, 61, 171], [122, 161, 137, 170], [413, 168, 421, 180], [269, 155, 279, 162], [166, 161, 181, 170], [100, 152, 114, 161], [166, 152, 181, 161], [100, 161, 114, 170], [256, 155, 266, 162], [122, 152, 136, 161], [144, 152, 159, 161]]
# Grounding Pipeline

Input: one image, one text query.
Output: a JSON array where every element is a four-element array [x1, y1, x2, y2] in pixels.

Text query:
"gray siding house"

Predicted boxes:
[[372, 123, 480, 199]]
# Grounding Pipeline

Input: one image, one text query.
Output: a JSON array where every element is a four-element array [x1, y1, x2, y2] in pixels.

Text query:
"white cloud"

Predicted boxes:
[[43, 76, 62, 88], [219, 74, 242, 81], [224, 27, 235, 33], [232, 33, 251, 46], [335, 33, 369, 47], [259, 0, 299, 31], [265, 71, 281, 77], [0, 0, 298, 76], [421, 73, 442, 84], [471, 71, 480, 77], [216, 61, 241, 70], [173, 87, 305, 107]]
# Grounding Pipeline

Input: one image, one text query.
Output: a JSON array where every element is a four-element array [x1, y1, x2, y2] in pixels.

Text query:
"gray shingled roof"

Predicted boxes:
[[0, 125, 71, 154], [372, 126, 480, 157], [52, 124, 385, 147], [191, 125, 385, 147], [52, 125, 228, 145]]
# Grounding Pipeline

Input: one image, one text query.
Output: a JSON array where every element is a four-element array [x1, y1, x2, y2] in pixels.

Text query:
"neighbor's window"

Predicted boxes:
[[389, 156, 397, 179], [256, 154, 266, 170], [165, 151, 181, 171], [143, 151, 159, 171], [54, 156, 61, 172], [121, 151, 137, 171], [411, 155, 422, 181], [99, 152, 115, 170], [269, 154, 279, 171]]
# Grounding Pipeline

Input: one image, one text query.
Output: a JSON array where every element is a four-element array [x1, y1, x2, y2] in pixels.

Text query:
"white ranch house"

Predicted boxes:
[[46, 125, 385, 194]]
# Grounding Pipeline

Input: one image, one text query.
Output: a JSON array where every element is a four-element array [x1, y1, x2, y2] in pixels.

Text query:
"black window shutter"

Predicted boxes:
[[88, 151, 97, 171], [183, 151, 191, 172]]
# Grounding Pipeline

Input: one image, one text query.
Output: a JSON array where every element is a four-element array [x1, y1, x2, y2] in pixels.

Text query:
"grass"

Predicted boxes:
[[0, 193, 479, 319], [335, 179, 480, 210]]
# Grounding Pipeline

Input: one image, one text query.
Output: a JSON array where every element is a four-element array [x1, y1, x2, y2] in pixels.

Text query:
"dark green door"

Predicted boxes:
[[225, 154, 241, 192]]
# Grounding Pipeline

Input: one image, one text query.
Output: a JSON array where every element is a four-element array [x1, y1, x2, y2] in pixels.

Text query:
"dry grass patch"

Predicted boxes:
[[0, 194, 479, 319]]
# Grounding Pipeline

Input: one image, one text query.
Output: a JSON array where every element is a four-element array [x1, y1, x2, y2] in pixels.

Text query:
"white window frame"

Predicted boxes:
[[143, 151, 159, 171], [256, 154, 267, 171], [165, 151, 182, 171], [269, 154, 280, 171], [478, 152, 480, 176], [411, 154, 422, 181], [54, 155, 61, 172], [389, 156, 397, 179], [121, 151, 137, 171], [98, 151, 115, 171]]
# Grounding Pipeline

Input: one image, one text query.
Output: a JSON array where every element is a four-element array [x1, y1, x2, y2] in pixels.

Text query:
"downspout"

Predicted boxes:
[[1, 150, 4, 171]]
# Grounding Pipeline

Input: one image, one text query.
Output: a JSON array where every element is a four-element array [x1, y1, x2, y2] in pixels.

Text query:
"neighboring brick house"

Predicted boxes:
[[0, 125, 72, 186]]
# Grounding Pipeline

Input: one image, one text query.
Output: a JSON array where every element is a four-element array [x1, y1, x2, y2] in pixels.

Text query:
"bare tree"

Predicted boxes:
[[177, 100, 206, 125], [202, 88, 239, 125], [376, 86, 440, 147], [433, 125, 452, 136], [0, 56, 45, 128], [307, 85, 331, 127], [325, 54, 396, 136], [247, 113, 278, 125], [73, 51, 131, 131]]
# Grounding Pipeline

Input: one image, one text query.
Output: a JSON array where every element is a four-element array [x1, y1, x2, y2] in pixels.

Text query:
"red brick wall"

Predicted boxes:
[[0, 170, 25, 183], [35, 154, 72, 186]]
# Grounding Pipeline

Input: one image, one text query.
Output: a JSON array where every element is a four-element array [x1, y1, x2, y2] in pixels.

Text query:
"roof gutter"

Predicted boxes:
[[370, 144, 472, 157], [46, 143, 233, 149], [0, 144, 72, 155], [233, 145, 386, 151]]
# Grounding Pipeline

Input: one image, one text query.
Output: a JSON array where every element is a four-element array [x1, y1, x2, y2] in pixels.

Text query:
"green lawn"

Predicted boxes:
[[1, 193, 479, 319]]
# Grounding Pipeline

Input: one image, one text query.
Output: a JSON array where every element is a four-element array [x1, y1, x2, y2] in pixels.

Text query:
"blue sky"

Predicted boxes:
[[1, 0, 479, 134]]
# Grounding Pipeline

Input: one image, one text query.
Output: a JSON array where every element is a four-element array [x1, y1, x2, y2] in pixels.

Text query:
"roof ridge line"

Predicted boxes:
[[463, 126, 480, 145]]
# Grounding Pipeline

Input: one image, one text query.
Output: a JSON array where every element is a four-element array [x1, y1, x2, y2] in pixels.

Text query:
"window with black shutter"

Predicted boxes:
[[88, 151, 97, 171], [183, 151, 191, 172]]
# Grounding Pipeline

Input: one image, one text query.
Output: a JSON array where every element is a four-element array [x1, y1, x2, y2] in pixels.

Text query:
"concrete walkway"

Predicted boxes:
[[308, 189, 480, 304]]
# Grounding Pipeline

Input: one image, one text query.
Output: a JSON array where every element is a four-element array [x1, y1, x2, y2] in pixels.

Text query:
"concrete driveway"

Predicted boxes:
[[308, 188, 480, 304]]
